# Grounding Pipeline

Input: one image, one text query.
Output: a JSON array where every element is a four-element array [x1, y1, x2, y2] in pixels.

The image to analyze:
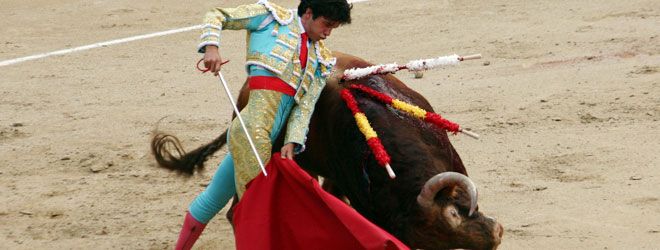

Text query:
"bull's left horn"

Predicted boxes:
[[417, 172, 478, 216]]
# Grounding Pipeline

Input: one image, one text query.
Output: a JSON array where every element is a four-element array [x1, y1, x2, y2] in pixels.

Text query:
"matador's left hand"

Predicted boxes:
[[281, 143, 295, 160]]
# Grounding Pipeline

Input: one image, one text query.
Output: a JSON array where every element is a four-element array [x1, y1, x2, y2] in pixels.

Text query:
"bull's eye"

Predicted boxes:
[[443, 206, 462, 228]]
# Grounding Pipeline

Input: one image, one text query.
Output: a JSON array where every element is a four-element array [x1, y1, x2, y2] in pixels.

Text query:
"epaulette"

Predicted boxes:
[[258, 1, 294, 25]]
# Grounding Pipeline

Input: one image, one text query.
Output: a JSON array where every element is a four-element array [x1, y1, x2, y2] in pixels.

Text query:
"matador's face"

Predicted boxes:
[[301, 9, 340, 42]]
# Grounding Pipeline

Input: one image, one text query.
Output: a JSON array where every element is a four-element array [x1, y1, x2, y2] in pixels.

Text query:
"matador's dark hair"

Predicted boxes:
[[297, 0, 353, 24]]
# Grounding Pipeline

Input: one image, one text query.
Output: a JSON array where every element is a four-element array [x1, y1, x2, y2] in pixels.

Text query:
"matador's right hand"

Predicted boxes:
[[204, 45, 223, 76]]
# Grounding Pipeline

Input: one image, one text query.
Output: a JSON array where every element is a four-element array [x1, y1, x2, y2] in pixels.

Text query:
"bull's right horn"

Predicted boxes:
[[417, 172, 478, 216]]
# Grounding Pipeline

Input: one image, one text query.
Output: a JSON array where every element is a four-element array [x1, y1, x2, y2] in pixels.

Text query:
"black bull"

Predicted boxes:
[[152, 52, 503, 249]]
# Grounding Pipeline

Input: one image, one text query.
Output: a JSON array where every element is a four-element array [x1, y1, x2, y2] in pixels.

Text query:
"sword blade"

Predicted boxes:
[[217, 73, 268, 176]]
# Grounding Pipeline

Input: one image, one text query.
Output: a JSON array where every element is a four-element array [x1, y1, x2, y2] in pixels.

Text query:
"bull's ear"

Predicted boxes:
[[439, 185, 459, 199], [421, 186, 458, 224]]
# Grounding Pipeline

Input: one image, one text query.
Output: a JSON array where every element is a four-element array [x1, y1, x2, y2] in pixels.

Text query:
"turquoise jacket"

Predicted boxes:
[[198, 1, 335, 153]]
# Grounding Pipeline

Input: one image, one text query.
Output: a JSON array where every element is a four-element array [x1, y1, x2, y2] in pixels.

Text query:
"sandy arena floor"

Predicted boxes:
[[1, 0, 658, 249]]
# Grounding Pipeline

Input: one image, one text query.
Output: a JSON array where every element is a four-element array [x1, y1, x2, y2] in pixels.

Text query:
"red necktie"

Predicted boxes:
[[300, 32, 308, 69]]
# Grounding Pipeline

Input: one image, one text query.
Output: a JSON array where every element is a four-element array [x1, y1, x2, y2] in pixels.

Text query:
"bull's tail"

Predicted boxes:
[[151, 130, 228, 175]]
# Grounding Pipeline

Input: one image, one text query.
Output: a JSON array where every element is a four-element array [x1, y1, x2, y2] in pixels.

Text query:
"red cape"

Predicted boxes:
[[233, 153, 409, 250]]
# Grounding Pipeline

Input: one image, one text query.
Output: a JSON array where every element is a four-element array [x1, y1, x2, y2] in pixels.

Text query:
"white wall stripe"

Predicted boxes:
[[0, 0, 369, 68]]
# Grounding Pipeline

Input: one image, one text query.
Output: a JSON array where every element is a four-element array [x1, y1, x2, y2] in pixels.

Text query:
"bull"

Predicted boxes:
[[152, 52, 503, 249]]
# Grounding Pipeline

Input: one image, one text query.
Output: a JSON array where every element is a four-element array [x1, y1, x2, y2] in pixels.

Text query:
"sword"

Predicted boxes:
[[198, 58, 268, 176], [216, 72, 268, 177]]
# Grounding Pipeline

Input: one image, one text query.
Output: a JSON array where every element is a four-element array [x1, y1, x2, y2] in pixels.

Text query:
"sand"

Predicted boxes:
[[1, 0, 658, 249]]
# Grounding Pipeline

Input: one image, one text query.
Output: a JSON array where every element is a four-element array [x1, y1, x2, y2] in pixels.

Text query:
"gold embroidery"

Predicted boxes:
[[270, 45, 292, 62], [285, 75, 326, 149], [223, 19, 250, 30], [272, 43, 294, 59], [315, 40, 336, 76], [279, 66, 301, 90], [222, 4, 269, 21], [246, 52, 288, 74], [206, 4, 268, 27], [317, 40, 334, 62], [292, 44, 317, 100], [231, 90, 286, 197], [201, 3, 269, 45], [278, 33, 298, 48], [263, 2, 294, 24], [288, 21, 301, 34]]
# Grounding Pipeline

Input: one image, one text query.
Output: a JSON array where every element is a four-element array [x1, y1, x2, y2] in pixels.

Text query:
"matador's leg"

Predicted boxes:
[[230, 89, 294, 197]]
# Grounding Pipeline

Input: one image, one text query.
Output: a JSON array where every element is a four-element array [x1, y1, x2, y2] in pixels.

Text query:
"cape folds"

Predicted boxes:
[[233, 153, 409, 250]]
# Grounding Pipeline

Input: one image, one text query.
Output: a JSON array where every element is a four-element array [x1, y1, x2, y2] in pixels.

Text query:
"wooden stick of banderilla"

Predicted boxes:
[[459, 129, 480, 139], [458, 54, 482, 61]]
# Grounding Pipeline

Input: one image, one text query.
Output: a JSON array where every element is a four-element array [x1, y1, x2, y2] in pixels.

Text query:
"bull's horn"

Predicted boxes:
[[417, 172, 478, 216]]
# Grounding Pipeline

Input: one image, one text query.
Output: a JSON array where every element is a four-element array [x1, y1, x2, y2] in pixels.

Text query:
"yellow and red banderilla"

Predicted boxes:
[[340, 88, 396, 179], [340, 85, 480, 179], [349, 85, 480, 139]]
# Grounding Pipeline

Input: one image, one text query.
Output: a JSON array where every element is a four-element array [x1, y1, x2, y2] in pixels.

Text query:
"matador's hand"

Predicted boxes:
[[281, 143, 296, 160], [203, 45, 224, 76]]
